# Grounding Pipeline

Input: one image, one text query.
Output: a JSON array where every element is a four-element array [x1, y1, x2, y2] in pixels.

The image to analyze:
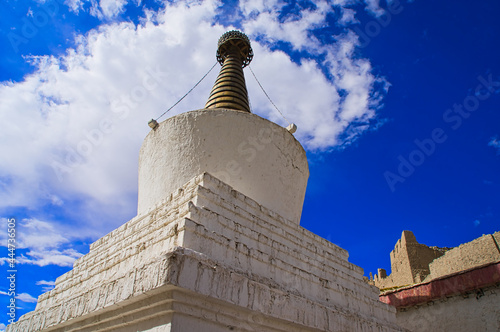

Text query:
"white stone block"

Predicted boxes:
[[8, 173, 403, 332]]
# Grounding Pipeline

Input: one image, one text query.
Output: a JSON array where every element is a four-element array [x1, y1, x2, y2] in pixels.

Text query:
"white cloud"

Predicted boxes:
[[99, 0, 128, 18], [339, 8, 358, 25], [488, 136, 500, 153], [65, 0, 85, 13], [17, 248, 83, 267], [0, 219, 66, 249], [0, 1, 387, 239], [36, 280, 56, 292], [65, 0, 130, 19], [241, 2, 388, 148], [0, 218, 84, 267], [364, 0, 385, 17], [0, 290, 37, 303], [16, 293, 38, 303], [36, 280, 56, 286], [240, 1, 328, 51]]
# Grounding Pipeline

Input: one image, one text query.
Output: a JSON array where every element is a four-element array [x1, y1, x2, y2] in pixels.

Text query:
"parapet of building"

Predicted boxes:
[[424, 231, 500, 281], [369, 231, 449, 290], [7, 31, 404, 331], [374, 230, 500, 332]]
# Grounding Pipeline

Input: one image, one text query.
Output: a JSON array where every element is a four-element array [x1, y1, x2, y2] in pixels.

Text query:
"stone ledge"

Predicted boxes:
[[11, 173, 402, 331], [198, 173, 350, 261], [195, 178, 351, 264], [8, 247, 404, 332], [42, 173, 362, 309], [189, 194, 357, 280], [167, 248, 402, 331], [183, 208, 382, 310]]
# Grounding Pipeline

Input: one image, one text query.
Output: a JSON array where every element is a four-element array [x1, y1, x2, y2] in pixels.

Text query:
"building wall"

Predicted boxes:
[[377, 231, 500, 332], [395, 283, 500, 332], [386, 231, 415, 287], [372, 231, 500, 291], [371, 231, 448, 290], [424, 231, 500, 281]]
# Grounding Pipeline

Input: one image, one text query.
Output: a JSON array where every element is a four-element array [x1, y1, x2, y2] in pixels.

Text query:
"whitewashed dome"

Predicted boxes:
[[138, 108, 309, 223]]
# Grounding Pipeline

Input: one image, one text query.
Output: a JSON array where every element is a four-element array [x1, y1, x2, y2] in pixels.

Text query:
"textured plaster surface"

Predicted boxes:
[[395, 284, 500, 332], [425, 231, 500, 281], [138, 109, 309, 224], [8, 173, 403, 332]]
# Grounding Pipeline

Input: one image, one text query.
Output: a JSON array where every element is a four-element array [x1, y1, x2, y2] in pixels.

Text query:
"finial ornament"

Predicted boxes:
[[216, 30, 253, 67], [205, 31, 253, 112]]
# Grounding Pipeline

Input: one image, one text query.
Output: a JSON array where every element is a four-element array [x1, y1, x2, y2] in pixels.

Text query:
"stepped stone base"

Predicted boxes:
[[8, 173, 403, 331]]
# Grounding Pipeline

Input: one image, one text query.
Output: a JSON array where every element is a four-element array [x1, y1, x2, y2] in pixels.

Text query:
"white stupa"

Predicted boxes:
[[7, 31, 403, 332]]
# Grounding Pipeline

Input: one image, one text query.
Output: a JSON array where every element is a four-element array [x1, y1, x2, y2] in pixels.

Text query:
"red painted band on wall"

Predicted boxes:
[[379, 261, 500, 308]]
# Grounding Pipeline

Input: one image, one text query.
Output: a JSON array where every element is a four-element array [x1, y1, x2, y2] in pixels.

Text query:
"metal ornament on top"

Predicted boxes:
[[205, 31, 254, 113]]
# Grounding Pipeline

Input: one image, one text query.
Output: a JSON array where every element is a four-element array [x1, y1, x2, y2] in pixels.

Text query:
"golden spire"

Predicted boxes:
[[205, 31, 253, 112]]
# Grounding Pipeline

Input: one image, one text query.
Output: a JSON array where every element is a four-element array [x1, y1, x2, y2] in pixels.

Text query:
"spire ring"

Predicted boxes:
[[216, 30, 253, 68]]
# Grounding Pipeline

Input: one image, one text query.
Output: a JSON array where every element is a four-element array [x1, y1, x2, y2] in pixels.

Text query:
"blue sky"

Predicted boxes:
[[1, 0, 500, 328]]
